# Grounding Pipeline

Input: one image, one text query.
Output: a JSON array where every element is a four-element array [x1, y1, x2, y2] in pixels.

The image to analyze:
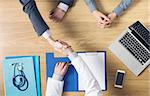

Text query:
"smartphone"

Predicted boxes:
[[114, 70, 125, 88]]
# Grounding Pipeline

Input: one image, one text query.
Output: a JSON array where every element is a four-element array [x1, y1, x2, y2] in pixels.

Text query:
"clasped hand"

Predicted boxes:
[[93, 10, 117, 28]]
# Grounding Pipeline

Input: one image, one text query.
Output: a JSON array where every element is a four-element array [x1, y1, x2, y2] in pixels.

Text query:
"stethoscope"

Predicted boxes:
[[12, 62, 29, 91]]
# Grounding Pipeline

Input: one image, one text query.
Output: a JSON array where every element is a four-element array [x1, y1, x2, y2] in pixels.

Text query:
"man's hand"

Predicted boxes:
[[92, 10, 110, 28], [106, 12, 117, 27], [46, 36, 73, 55], [54, 40, 74, 56], [54, 62, 69, 77], [49, 7, 66, 22]]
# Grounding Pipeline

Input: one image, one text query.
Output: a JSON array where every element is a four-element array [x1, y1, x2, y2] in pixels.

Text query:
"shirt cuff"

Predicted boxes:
[[42, 30, 51, 39], [52, 73, 64, 81], [113, 7, 123, 16], [68, 52, 78, 61], [57, 2, 69, 12]]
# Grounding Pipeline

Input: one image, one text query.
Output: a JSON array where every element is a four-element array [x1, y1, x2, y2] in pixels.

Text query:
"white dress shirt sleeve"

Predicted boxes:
[[42, 30, 52, 39], [46, 77, 64, 96], [57, 2, 69, 12], [68, 53, 102, 96]]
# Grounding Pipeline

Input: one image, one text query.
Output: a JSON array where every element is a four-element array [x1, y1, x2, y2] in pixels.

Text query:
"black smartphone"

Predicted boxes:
[[114, 70, 125, 88]]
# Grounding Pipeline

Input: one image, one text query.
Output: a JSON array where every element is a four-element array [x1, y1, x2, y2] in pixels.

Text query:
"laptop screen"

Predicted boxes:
[[131, 30, 150, 51]]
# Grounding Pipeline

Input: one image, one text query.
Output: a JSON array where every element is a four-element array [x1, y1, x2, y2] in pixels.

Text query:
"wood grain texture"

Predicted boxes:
[[0, 0, 149, 96]]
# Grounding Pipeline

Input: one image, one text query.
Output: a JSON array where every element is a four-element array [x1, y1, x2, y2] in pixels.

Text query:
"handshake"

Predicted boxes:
[[47, 37, 73, 56]]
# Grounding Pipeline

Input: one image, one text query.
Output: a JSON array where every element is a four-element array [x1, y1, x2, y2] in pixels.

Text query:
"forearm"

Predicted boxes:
[[68, 53, 102, 96], [113, 0, 134, 16], [46, 74, 64, 96], [19, 0, 49, 36], [84, 0, 97, 12]]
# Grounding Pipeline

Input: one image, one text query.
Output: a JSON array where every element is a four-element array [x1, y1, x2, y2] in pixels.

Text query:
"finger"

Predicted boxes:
[[56, 40, 71, 49], [57, 62, 63, 67], [98, 20, 104, 25], [49, 15, 53, 19], [97, 22, 105, 28], [53, 16, 58, 23], [60, 62, 66, 69], [61, 64, 68, 74], [105, 23, 111, 28], [56, 40, 63, 43], [67, 46, 72, 48], [56, 62, 61, 67], [51, 12, 57, 22], [62, 44, 68, 49], [61, 41, 70, 46], [53, 14, 59, 23], [50, 11, 54, 15], [57, 41, 69, 48], [102, 15, 110, 21], [50, 9, 55, 15], [63, 45, 71, 50], [98, 19, 110, 26], [49, 14, 55, 20], [55, 42, 63, 48], [98, 18, 108, 24], [49, 10, 54, 19]]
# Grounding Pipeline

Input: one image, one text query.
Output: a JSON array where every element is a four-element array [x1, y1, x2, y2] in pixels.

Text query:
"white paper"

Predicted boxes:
[[78, 52, 106, 91]]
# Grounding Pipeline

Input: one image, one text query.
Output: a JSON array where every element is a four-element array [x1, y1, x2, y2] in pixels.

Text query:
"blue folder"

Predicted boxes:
[[4, 56, 41, 96], [46, 52, 107, 92], [46, 53, 78, 92], [3, 57, 37, 96]]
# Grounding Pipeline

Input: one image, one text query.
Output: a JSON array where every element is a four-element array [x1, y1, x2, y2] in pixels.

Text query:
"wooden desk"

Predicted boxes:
[[0, 0, 149, 96]]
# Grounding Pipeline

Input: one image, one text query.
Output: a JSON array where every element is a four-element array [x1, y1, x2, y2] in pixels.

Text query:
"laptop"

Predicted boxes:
[[109, 21, 150, 76]]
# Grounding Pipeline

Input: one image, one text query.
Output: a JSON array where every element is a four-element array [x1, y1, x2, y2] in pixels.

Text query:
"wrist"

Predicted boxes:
[[47, 36, 55, 45], [68, 52, 78, 61], [92, 10, 98, 16], [57, 2, 69, 12], [52, 73, 63, 81], [111, 12, 117, 18], [92, 10, 103, 19], [67, 50, 74, 56], [62, 49, 74, 56]]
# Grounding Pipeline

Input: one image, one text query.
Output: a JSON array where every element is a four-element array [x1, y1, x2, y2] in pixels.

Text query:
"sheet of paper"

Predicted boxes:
[[78, 52, 106, 91]]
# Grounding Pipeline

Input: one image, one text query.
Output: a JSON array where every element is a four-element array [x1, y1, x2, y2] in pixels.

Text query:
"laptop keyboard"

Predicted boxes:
[[119, 32, 150, 65]]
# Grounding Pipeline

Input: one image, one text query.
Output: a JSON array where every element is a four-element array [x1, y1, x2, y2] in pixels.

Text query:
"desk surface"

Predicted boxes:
[[0, 0, 150, 96]]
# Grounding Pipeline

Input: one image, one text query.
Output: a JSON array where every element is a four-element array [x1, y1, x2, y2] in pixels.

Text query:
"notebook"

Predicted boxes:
[[5, 56, 41, 96], [3, 56, 39, 96], [46, 51, 107, 91]]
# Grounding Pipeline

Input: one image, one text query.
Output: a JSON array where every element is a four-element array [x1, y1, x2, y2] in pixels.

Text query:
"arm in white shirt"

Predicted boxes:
[[45, 52, 102, 96], [46, 74, 64, 96], [68, 53, 102, 96]]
